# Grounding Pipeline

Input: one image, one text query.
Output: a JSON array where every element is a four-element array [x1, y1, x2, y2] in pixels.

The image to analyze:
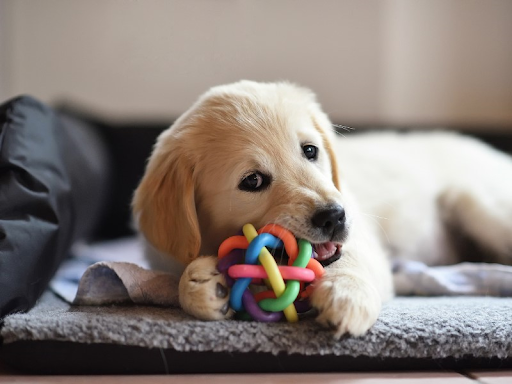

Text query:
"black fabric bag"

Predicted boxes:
[[0, 96, 110, 318]]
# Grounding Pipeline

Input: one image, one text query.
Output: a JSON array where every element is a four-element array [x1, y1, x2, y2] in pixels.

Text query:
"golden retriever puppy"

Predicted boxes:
[[133, 81, 512, 337]]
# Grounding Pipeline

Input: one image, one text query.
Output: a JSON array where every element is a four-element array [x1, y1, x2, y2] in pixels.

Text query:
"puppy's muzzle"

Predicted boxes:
[[311, 205, 346, 240]]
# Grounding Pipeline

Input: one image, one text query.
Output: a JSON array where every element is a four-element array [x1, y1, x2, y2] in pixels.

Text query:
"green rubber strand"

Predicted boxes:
[[258, 238, 313, 312], [294, 239, 312, 268], [259, 280, 300, 312]]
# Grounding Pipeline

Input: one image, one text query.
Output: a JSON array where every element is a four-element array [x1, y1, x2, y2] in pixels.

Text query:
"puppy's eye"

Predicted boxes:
[[239, 172, 271, 192], [303, 144, 318, 161]]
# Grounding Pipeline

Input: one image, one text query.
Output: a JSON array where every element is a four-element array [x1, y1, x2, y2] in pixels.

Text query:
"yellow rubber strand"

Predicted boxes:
[[242, 224, 299, 322]]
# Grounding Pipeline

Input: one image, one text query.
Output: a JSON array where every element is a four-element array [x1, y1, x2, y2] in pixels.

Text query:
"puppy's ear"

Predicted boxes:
[[132, 138, 200, 264]]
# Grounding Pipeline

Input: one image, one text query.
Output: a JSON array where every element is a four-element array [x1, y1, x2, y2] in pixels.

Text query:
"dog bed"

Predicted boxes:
[[3, 289, 512, 373], [3, 235, 512, 374], [2, 96, 512, 374]]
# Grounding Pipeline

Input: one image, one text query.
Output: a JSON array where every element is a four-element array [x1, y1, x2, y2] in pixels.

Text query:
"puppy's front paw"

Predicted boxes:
[[179, 256, 234, 320], [310, 273, 381, 338]]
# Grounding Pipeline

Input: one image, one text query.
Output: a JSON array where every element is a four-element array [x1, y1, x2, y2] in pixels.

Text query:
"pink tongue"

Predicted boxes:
[[314, 242, 337, 260]]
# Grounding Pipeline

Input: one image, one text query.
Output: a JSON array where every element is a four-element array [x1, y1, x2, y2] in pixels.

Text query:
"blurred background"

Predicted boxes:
[[1, 0, 511, 130]]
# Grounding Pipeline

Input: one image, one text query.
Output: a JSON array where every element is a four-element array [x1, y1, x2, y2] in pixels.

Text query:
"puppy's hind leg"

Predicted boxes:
[[438, 143, 512, 264]]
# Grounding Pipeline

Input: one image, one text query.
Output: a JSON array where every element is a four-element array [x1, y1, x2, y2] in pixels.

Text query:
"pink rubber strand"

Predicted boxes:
[[228, 264, 315, 282]]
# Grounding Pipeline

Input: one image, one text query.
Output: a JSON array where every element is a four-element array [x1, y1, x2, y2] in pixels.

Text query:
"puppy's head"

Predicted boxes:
[[133, 81, 350, 265]]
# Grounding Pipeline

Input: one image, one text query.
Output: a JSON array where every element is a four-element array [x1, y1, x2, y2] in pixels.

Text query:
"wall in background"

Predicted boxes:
[[1, 0, 511, 129]]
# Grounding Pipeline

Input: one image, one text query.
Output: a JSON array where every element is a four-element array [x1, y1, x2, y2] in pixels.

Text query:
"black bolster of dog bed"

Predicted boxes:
[[0, 95, 110, 319]]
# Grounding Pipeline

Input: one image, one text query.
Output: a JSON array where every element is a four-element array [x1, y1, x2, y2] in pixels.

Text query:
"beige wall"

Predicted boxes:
[[1, 0, 511, 129], [381, 1, 512, 128]]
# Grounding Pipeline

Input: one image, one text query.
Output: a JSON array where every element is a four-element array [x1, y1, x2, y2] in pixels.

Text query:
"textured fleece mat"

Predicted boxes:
[[2, 290, 512, 371]]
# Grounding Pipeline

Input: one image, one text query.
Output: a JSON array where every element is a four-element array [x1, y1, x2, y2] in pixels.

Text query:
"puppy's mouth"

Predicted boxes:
[[312, 242, 342, 267]]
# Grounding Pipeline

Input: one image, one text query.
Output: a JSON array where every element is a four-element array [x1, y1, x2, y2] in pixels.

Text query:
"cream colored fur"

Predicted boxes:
[[133, 81, 512, 338]]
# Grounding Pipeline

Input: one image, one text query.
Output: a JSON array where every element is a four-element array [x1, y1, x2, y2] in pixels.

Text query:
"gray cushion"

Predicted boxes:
[[2, 291, 511, 373]]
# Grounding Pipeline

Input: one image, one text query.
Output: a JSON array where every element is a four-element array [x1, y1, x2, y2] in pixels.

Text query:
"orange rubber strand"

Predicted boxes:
[[217, 235, 249, 259], [300, 284, 315, 299], [307, 258, 325, 278]]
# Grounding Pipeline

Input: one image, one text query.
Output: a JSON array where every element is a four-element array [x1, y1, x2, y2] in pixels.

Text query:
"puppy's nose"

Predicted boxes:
[[311, 205, 346, 237]]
